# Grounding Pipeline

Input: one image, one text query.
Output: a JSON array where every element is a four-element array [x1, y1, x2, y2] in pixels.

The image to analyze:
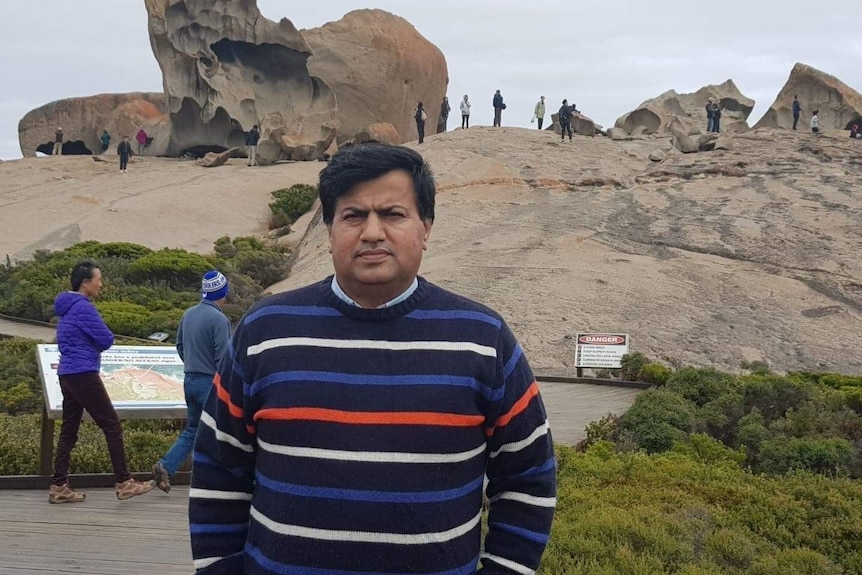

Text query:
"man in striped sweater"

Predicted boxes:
[[190, 144, 556, 575]]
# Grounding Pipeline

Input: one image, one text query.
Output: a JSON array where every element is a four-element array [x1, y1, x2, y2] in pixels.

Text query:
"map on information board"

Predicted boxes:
[[37, 344, 188, 419]]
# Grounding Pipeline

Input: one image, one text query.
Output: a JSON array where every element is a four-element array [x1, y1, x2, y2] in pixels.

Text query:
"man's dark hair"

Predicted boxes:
[[70, 259, 98, 291], [318, 144, 436, 225]]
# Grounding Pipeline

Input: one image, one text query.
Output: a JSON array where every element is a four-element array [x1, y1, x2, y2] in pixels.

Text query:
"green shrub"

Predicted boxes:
[[672, 433, 746, 468], [620, 352, 648, 382], [233, 249, 289, 288], [126, 249, 214, 289], [740, 375, 811, 423], [618, 389, 697, 453], [96, 301, 153, 338], [640, 362, 672, 385], [269, 183, 318, 229], [666, 367, 736, 407], [759, 437, 854, 476]]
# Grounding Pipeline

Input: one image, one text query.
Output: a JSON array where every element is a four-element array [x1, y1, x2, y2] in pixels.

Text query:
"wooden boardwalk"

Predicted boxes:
[[0, 316, 54, 341], [0, 381, 642, 574]]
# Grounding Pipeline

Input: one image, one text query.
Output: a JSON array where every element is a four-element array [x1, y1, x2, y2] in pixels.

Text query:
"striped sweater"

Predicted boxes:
[[190, 276, 556, 575]]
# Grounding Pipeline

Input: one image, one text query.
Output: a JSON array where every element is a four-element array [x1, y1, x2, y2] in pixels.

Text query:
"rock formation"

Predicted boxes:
[[144, 0, 337, 161], [354, 123, 402, 145], [18, 93, 168, 157], [549, 112, 597, 137], [754, 63, 862, 131], [615, 80, 755, 137], [302, 9, 448, 144]]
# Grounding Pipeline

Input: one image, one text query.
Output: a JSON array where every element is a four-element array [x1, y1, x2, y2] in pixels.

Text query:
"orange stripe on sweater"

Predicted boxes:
[[214, 373, 244, 419], [485, 381, 540, 436], [253, 407, 485, 427]]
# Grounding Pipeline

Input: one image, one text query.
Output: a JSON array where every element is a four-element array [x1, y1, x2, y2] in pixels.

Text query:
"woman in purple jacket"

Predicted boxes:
[[49, 260, 154, 503]]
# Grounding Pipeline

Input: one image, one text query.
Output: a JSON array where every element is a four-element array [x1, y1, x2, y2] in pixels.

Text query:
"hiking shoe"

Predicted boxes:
[[115, 478, 155, 500], [152, 462, 172, 494], [49, 483, 86, 504]]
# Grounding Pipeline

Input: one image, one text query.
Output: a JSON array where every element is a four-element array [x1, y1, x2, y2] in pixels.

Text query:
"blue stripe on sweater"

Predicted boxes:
[[503, 345, 523, 380], [193, 452, 254, 479], [190, 522, 249, 534], [246, 371, 503, 401], [255, 471, 484, 503], [405, 309, 502, 328], [246, 543, 479, 575], [515, 457, 557, 478], [489, 521, 550, 544], [244, 305, 342, 325]]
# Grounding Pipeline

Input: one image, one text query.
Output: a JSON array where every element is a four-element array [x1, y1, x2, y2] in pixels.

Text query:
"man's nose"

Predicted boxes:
[[360, 213, 385, 242]]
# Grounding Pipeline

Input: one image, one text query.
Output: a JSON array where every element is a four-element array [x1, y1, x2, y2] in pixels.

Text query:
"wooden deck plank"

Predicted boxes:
[[0, 382, 642, 574]]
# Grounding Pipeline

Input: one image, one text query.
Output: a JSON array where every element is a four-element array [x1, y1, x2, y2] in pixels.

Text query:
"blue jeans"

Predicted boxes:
[[159, 373, 214, 476]]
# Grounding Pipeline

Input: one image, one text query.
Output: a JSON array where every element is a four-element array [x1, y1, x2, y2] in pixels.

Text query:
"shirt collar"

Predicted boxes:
[[331, 276, 419, 309]]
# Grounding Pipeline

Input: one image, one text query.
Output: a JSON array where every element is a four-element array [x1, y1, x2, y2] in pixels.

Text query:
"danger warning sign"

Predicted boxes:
[[575, 333, 630, 368]]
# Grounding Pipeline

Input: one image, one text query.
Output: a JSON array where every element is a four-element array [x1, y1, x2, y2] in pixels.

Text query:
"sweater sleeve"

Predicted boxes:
[[189, 321, 257, 575], [175, 315, 185, 362], [481, 324, 556, 575], [82, 302, 114, 351]]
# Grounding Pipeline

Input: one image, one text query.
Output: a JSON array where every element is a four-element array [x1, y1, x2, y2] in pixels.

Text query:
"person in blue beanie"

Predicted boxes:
[[151, 270, 231, 493]]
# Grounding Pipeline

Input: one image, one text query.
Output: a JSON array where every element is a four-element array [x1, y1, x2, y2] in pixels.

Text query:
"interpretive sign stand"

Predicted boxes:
[[35, 344, 188, 475]]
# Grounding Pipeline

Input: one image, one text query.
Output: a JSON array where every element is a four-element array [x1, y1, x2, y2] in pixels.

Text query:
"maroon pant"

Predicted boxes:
[[52, 372, 131, 485]]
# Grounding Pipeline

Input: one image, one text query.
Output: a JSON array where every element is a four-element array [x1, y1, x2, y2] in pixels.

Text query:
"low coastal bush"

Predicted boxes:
[[269, 183, 318, 229]]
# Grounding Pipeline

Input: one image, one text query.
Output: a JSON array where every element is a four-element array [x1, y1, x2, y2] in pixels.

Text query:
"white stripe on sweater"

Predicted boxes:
[[251, 507, 481, 545], [201, 411, 254, 453], [258, 438, 486, 464], [489, 491, 557, 508], [481, 553, 536, 575], [489, 421, 549, 459], [189, 488, 253, 501], [246, 337, 497, 358], [193, 557, 222, 569]]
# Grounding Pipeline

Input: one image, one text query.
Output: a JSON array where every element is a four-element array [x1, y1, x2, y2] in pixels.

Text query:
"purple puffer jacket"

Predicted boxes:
[[54, 291, 114, 375]]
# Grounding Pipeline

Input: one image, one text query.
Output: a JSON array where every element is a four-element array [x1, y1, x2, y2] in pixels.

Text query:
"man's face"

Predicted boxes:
[[329, 170, 432, 308]]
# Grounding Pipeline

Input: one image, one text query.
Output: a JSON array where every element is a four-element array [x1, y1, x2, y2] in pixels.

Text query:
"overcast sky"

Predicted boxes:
[[1, 0, 858, 159]]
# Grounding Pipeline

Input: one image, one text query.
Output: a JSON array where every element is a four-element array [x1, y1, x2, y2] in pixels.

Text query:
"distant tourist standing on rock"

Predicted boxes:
[[460, 94, 471, 129], [811, 110, 820, 134], [438, 97, 451, 133], [188, 143, 556, 575], [151, 271, 231, 494], [414, 101, 427, 143], [558, 99, 574, 141], [851, 124, 859, 139], [49, 260, 155, 504], [99, 130, 111, 153], [711, 102, 722, 133], [135, 128, 148, 156], [705, 100, 715, 133], [792, 95, 802, 130], [53, 127, 63, 156], [493, 89, 505, 127], [117, 136, 133, 173], [534, 96, 546, 130], [246, 125, 261, 167]]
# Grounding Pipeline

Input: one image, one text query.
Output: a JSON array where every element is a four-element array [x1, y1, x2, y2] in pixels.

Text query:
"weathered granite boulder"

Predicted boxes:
[[199, 147, 238, 168], [258, 122, 337, 164], [145, 0, 337, 160], [302, 9, 448, 144], [18, 93, 168, 157], [354, 123, 401, 145], [550, 111, 597, 136], [668, 118, 699, 153], [754, 63, 862, 131], [615, 80, 755, 136]]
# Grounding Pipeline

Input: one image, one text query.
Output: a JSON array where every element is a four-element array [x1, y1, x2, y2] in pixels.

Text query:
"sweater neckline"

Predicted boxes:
[[321, 276, 430, 321]]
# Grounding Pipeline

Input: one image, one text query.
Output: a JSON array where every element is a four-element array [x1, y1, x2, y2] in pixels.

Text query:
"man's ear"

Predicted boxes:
[[423, 221, 433, 250]]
